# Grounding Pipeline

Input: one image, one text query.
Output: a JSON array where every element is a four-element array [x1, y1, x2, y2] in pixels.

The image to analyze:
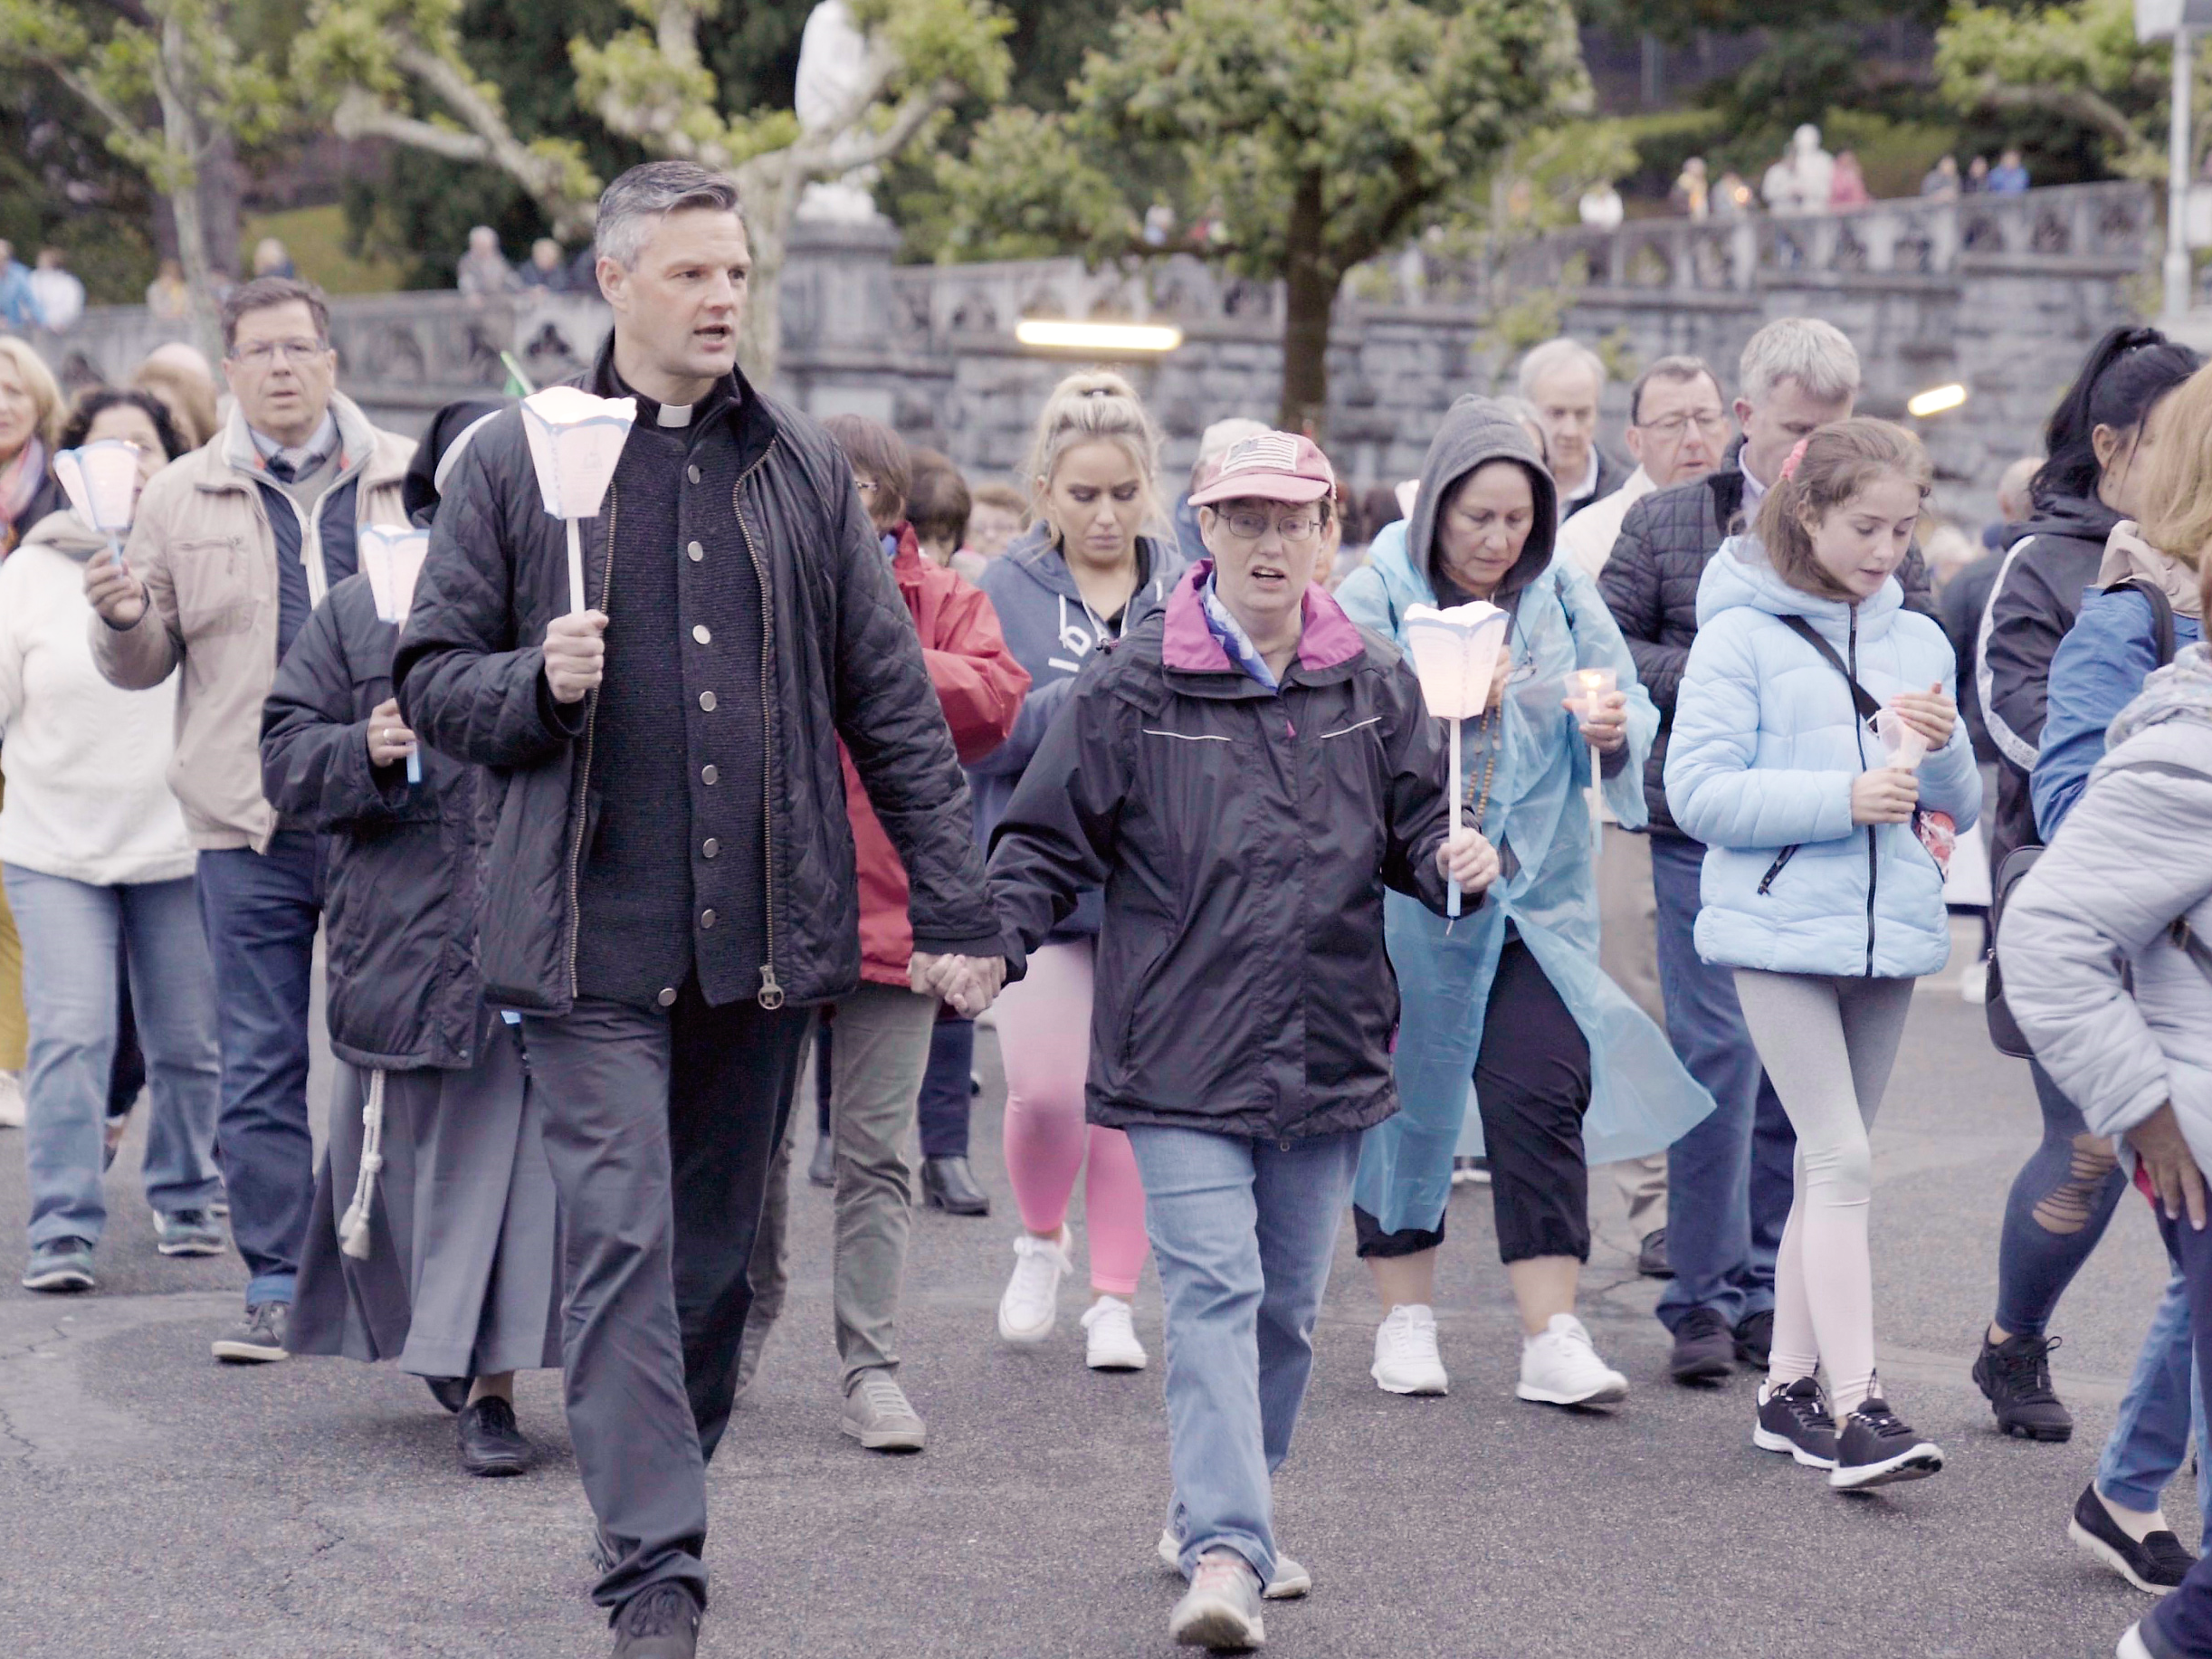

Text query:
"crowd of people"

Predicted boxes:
[[1653, 128, 2036, 227], [0, 155, 2209, 1659]]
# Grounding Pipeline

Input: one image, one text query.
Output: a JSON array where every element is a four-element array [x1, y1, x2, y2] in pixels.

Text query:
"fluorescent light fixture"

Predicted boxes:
[[1906, 383, 1969, 418], [1015, 319, 1183, 353]]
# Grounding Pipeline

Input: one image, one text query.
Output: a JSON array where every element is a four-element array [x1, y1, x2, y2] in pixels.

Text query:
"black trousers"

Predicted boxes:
[[522, 979, 811, 1615], [1356, 936, 1594, 1265]]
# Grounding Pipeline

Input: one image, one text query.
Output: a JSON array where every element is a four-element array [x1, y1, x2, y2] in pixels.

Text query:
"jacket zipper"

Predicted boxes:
[[1849, 607, 1876, 976], [564, 485, 617, 999], [1757, 845, 1801, 894], [731, 440, 784, 1010]]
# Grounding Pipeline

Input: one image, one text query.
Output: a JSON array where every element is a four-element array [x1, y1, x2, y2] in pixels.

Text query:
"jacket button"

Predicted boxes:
[[687, 540, 703, 560], [700, 691, 717, 711], [701, 764, 718, 785], [657, 987, 678, 1006], [687, 465, 701, 484], [702, 837, 719, 858], [701, 908, 717, 929], [692, 624, 710, 644]]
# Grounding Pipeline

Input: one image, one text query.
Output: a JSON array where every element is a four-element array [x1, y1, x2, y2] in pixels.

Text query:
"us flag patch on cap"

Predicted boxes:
[[1216, 432, 1301, 477]]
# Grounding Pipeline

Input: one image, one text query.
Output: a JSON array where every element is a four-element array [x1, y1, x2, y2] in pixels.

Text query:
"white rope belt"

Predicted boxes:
[[337, 1069, 387, 1262]]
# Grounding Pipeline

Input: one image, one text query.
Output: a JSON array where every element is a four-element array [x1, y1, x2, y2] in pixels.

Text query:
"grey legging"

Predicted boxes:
[[1733, 970, 1917, 1416]]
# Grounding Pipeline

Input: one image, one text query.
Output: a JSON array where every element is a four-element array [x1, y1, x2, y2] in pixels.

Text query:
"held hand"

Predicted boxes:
[[1888, 682, 1957, 749], [1565, 689, 1630, 754], [1437, 828, 1501, 897], [543, 611, 607, 704], [910, 951, 1007, 1017], [83, 543, 147, 629], [366, 698, 418, 768], [2126, 1102, 2207, 1230], [1850, 767, 1919, 825]]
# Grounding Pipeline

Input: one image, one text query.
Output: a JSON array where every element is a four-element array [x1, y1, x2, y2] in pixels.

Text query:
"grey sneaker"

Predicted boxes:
[[1170, 1551, 1266, 1650], [211, 1301, 290, 1364], [22, 1238, 95, 1292], [1158, 1529, 1310, 1599], [840, 1368, 926, 1452], [154, 1208, 224, 1257]]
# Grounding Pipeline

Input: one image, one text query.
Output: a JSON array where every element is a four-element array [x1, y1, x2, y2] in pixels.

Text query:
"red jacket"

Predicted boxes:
[[846, 524, 1029, 984]]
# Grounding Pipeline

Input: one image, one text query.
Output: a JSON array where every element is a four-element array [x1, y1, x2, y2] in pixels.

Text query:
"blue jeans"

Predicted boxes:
[[2098, 1258, 2208, 1529], [195, 831, 320, 1307], [2140, 1206, 2212, 1658], [1125, 1125, 1361, 1588], [1649, 831, 1797, 1333], [6, 868, 220, 1250], [916, 1015, 975, 1159]]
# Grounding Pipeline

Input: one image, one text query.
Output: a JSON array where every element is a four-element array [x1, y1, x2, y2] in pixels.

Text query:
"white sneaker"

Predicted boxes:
[[0, 1071, 23, 1130], [1371, 1303, 1449, 1395], [1081, 1294, 1148, 1370], [2119, 1624, 2156, 1659], [997, 1225, 1071, 1345], [1158, 1529, 1311, 1599], [1516, 1312, 1629, 1406]]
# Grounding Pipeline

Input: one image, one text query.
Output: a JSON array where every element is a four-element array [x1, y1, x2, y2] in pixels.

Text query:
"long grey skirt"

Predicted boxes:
[[291, 1015, 562, 1378]]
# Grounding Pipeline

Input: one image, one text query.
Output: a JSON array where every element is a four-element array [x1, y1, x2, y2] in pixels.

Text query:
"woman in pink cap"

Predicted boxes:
[[987, 429, 1499, 1651]]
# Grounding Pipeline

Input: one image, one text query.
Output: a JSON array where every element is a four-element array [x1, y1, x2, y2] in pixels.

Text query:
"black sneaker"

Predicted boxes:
[[1753, 1375, 1838, 1469], [211, 1301, 289, 1364], [1636, 1227, 1673, 1279], [457, 1395, 529, 1477], [2069, 1481, 2198, 1593], [1973, 1330, 2073, 1442], [611, 1583, 701, 1659], [1733, 1309, 1774, 1369], [22, 1237, 95, 1293], [1669, 1307, 1735, 1384], [1830, 1392, 1943, 1490]]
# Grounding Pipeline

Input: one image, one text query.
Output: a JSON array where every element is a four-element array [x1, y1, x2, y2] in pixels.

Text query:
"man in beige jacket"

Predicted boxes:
[[86, 276, 414, 1365]]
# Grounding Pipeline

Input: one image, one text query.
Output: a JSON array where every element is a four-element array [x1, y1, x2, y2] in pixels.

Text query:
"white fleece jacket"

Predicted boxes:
[[0, 512, 195, 886]]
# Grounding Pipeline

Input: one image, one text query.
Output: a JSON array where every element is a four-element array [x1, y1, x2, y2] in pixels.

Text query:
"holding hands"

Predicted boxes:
[[1565, 689, 1630, 754], [1437, 827, 1502, 897], [83, 544, 147, 629], [910, 951, 1008, 1017], [543, 611, 607, 703]]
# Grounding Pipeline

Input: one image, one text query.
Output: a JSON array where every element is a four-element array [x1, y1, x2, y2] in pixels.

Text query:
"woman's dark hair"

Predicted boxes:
[[824, 412, 912, 525], [2036, 325, 2200, 508], [58, 387, 184, 462], [906, 453, 972, 548]]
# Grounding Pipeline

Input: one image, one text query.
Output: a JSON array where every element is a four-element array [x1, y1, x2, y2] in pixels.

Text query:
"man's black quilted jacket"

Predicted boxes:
[[1597, 458, 1935, 836], [393, 358, 1004, 1015]]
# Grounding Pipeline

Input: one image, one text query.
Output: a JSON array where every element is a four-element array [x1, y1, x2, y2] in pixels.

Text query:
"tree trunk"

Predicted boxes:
[[735, 160, 802, 389], [1278, 169, 1335, 440], [157, 15, 224, 363], [197, 129, 243, 281]]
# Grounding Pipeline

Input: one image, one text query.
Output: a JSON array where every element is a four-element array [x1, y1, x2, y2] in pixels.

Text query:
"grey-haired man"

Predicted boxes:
[[397, 160, 1006, 1656]]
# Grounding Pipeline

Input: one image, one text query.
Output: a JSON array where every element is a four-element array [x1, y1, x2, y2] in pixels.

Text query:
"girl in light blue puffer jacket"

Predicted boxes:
[[1667, 419, 1980, 1494]]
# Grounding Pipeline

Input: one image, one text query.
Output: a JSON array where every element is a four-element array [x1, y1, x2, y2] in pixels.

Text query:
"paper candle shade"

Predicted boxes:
[[359, 525, 432, 626], [53, 441, 144, 537], [1871, 708, 1931, 773], [1402, 602, 1510, 720], [520, 386, 635, 522]]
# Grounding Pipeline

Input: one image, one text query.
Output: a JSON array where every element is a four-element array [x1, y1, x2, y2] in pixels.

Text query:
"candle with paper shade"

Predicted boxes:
[[53, 439, 146, 575], [1571, 666, 1617, 858], [520, 386, 636, 614], [360, 524, 433, 783], [1402, 600, 1510, 917]]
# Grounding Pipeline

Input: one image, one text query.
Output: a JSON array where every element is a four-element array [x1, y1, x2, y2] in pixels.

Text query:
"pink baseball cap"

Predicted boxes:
[[1187, 430, 1336, 507]]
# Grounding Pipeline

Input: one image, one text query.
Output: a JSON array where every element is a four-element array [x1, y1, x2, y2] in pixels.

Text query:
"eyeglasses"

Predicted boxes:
[[229, 338, 329, 367], [853, 480, 880, 496], [1635, 411, 1730, 440], [1219, 510, 1323, 543]]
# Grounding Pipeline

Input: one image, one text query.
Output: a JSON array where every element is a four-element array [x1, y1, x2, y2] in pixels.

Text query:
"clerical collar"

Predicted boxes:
[[657, 401, 695, 429], [612, 370, 731, 434]]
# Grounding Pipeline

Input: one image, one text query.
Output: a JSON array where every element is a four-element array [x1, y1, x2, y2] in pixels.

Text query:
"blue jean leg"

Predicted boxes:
[[8, 869, 220, 1251], [1650, 831, 1797, 1333], [1992, 1061, 2129, 1339], [2140, 1207, 2212, 1658], [2098, 1257, 2209, 1530], [195, 831, 320, 1307], [915, 1016, 975, 1160], [1128, 1125, 1362, 1587]]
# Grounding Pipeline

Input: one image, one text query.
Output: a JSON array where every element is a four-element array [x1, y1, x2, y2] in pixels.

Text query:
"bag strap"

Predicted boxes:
[[2173, 917, 2212, 982], [1778, 615, 1882, 721], [2102, 577, 2178, 669]]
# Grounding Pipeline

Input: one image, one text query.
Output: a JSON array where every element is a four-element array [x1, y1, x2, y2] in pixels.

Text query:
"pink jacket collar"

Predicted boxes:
[[1160, 560, 1366, 675]]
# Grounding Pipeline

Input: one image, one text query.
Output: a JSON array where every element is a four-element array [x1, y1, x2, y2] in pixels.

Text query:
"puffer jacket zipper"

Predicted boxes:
[[565, 485, 617, 999], [1849, 605, 1876, 976], [731, 440, 784, 1011]]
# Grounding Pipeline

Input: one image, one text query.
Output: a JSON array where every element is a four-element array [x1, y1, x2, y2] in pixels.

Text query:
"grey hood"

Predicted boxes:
[[17, 507, 107, 563], [1405, 395, 1559, 605]]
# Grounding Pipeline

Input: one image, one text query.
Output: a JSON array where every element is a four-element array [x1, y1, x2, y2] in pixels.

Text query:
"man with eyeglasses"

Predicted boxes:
[[86, 275, 415, 1368]]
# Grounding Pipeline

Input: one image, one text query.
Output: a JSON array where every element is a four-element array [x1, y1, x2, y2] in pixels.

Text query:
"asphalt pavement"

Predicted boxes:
[[0, 951, 2179, 1658]]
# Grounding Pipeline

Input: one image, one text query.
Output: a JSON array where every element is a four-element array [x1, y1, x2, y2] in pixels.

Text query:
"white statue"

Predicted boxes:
[[794, 0, 887, 226]]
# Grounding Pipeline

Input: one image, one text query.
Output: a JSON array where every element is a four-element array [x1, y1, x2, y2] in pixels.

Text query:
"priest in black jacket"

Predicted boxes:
[[396, 161, 1008, 1659]]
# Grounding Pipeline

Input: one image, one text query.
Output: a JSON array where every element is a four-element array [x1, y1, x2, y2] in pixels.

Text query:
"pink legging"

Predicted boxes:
[[997, 939, 1149, 1297]]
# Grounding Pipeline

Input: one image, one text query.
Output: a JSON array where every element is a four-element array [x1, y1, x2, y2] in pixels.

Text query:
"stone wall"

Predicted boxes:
[[29, 181, 2154, 529]]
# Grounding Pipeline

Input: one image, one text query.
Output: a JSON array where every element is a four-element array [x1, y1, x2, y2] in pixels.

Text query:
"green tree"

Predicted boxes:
[[935, 0, 1591, 436], [0, 0, 288, 355]]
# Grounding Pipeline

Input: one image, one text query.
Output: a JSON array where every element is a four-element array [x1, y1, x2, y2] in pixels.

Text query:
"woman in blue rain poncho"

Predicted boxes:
[[1338, 396, 1714, 1409]]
